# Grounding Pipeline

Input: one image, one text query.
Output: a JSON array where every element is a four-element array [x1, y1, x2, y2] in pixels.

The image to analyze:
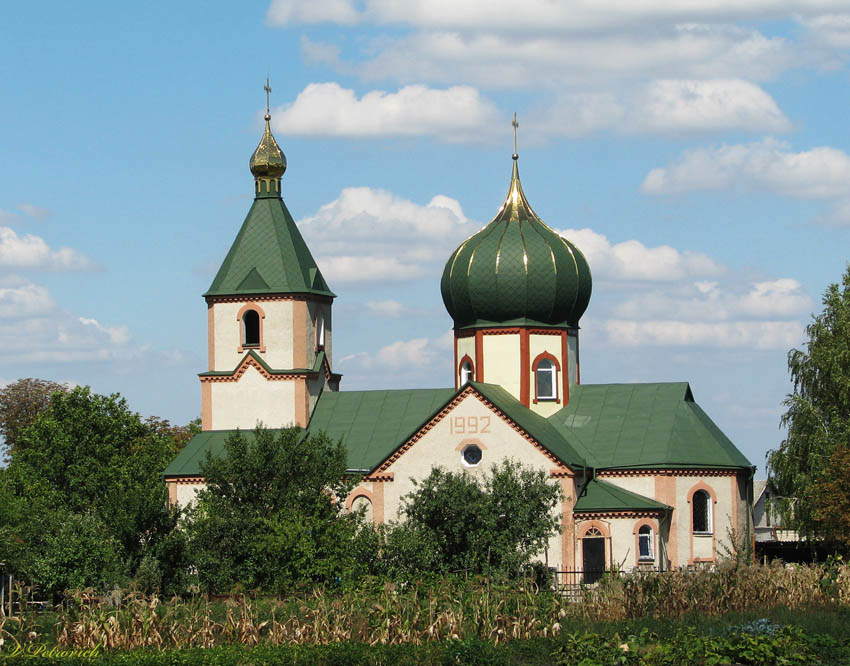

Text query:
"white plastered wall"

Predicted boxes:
[[365, 392, 566, 569], [567, 334, 578, 386], [673, 475, 736, 565], [482, 334, 520, 398], [176, 482, 205, 510], [212, 300, 294, 371], [210, 365, 296, 429]]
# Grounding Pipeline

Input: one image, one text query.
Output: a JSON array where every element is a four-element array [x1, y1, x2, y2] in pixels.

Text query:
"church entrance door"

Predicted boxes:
[[582, 537, 605, 584]]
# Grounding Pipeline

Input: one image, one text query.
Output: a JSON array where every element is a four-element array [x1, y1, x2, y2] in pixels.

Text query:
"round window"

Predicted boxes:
[[462, 444, 482, 466]]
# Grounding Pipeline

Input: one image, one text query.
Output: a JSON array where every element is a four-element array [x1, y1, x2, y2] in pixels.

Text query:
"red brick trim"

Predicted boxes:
[[474, 331, 484, 382], [363, 472, 394, 482], [561, 330, 569, 405], [577, 519, 610, 539]]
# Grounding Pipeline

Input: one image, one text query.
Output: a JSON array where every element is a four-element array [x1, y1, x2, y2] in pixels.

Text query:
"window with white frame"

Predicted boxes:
[[535, 359, 557, 400], [638, 525, 654, 561], [692, 489, 713, 534], [460, 361, 473, 386], [242, 310, 260, 347]]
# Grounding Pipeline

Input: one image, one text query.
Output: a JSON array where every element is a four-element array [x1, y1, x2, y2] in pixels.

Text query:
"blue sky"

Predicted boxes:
[[3, 2, 850, 474]]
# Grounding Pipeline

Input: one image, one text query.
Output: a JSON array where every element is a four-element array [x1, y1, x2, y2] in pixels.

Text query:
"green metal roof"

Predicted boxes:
[[305, 388, 456, 471], [547, 383, 752, 470], [441, 158, 591, 329], [574, 478, 671, 513], [471, 383, 590, 468], [205, 195, 334, 299], [164, 428, 256, 477]]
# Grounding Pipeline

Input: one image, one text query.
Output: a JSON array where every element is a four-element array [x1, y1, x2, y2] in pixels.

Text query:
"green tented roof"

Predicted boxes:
[[205, 196, 334, 298], [547, 383, 752, 470], [574, 478, 671, 513], [305, 388, 456, 471]]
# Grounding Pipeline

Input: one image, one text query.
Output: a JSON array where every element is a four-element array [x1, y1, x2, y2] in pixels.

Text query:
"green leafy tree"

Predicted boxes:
[[0, 386, 188, 596], [0, 378, 67, 461], [768, 265, 850, 542], [185, 427, 364, 592], [382, 460, 562, 577]]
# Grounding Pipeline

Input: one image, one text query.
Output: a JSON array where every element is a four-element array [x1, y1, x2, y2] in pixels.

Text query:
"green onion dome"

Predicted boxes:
[[441, 156, 592, 329]]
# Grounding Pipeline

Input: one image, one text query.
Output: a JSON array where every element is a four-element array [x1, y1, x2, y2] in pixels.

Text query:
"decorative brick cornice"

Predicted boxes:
[[363, 472, 395, 482], [164, 476, 204, 484], [549, 467, 574, 478], [574, 509, 665, 519], [200, 354, 312, 383], [205, 294, 333, 305], [597, 468, 739, 478], [527, 329, 563, 336]]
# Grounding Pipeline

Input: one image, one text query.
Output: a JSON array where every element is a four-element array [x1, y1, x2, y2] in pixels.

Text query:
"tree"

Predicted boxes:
[[768, 265, 850, 542], [382, 460, 562, 577], [185, 427, 365, 593], [0, 378, 67, 460], [0, 386, 188, 596]]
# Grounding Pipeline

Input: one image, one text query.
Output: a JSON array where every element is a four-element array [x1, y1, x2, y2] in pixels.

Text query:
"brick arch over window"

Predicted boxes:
[[458, 354, 475, 388], [687, 481, 717, 565], [633, 518, 658, 566], [577, 519, 610, 539], [532, 351, 561, 403], [237, 302, 266, 353]]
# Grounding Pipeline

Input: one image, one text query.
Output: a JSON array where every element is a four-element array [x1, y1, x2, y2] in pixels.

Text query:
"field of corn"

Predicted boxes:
[[0, 562, 848, 651]]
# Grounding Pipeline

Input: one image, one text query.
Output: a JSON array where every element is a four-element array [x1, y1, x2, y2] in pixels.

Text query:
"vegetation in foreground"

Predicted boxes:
[[1, 611, 850, 665]]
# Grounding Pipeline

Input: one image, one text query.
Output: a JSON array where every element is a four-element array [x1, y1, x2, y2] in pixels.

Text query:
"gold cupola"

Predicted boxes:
[[249, 79, 287, 198]]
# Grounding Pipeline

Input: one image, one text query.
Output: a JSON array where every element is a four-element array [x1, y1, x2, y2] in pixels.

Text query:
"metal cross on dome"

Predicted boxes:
[[264, 78, 272, 115], [512, 112, 519, 158]]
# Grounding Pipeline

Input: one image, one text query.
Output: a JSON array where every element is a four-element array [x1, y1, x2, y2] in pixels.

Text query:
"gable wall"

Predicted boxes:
[[361, 392, 569, 569]]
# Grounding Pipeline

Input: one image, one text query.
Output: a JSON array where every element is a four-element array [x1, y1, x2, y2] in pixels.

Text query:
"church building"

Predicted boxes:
[[165, 99, 755, 577]]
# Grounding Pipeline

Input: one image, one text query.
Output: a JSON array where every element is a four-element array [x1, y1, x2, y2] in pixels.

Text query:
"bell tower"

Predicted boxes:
[[199, 81, 340, 431]]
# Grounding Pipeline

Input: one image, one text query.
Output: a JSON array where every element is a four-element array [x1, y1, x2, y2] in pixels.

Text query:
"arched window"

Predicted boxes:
[[638, 525, 654, 561], [460, 361, 473, 386], [535, 359, 557, 400], [692, 489, 713, 534], [242, 310, 260, 347]]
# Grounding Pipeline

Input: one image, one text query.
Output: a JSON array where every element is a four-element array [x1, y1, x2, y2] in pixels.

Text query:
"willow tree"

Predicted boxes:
[[768, 266, 850, 543]]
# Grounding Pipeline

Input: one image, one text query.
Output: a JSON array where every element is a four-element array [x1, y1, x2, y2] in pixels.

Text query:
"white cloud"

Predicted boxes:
[[558, 227, 724, 282], [605, 319, 804, 350], [352, 25, 792, 89], [342, 329, 454, 373], [612, 278, 811, 321], [17, 203, 50, 220], [269, 0, 850, 31], [366, 300, 406, 317], [267, 0, 360, 26], [272, 83, 500, 141], [0, 276, 134, 364], [0, 276, 55, 318], [642, 138, 850, 197], [0, 227, 96, 271], [299, 187, 480, 283], [633, 79, 790, 133]]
